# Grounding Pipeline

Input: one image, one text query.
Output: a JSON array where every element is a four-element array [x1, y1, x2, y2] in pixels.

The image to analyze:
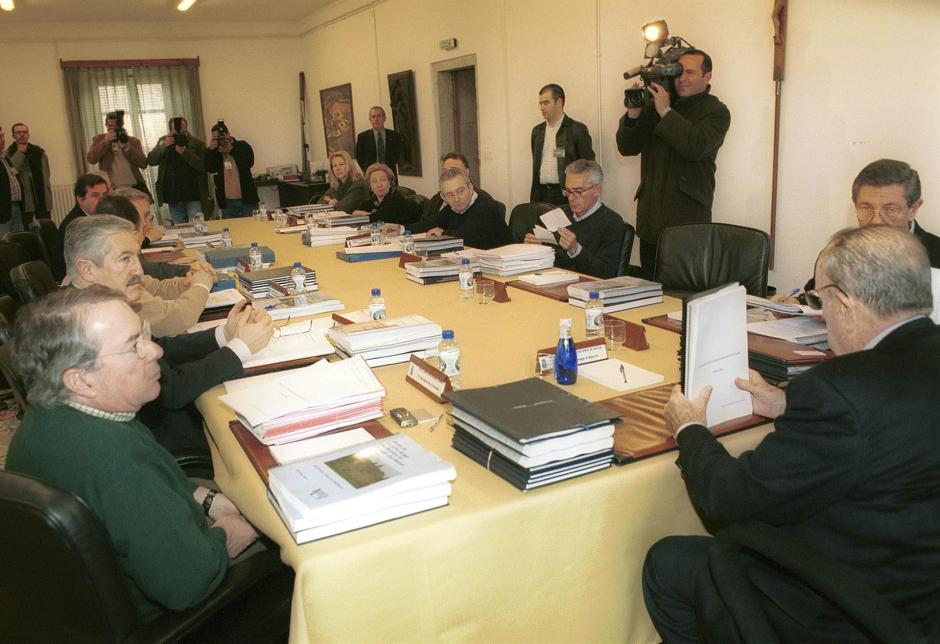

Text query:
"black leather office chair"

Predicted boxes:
[[0, 293, 18, 328], [0, 241, 31, 302], [11, 260, 58, 304], [496, 200, 507, 225], [507, 202, 555, 243], [0, 312, 24, 416], [3, 231, 46, 264], [30, 218, 64, 281], [0, 469, 294, 644], [403, 193, 428, 225], [709, 521, 928, 643], [396, 185, 416, 197], [653, 223, 771, 298], [617, 222, 637, 277]]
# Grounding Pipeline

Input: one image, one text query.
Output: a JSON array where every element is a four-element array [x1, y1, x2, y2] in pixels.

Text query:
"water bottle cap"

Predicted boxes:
[[371, 288, 381, 296], [560, 318, 572, 328], [461, 258, 470, 265], [251, 242, 258, 247], [589, 290, 599, 299], [223, 227, 230, 232], [442, 330, 454, 340], [293, 261, 302, 267]]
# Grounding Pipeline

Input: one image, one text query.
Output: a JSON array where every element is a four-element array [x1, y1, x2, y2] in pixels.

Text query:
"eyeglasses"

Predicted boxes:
[[442, 186, 469, 201], [562, 185, 597, 198], [856, 204, 908, 224], [803, 284, 846, 310], [95, 321, 152, 361]]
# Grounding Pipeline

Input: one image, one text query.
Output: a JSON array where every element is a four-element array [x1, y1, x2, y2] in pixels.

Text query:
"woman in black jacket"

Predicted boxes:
[[354, 163, 419, 226]]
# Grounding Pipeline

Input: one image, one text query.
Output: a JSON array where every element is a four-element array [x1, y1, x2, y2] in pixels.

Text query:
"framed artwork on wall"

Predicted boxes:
[[387, 70, 422, 176], [320, 83, 356, 156]]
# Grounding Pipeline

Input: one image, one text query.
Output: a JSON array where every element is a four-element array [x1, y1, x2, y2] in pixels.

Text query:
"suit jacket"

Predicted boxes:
[[137, 274, 210, 338], [676, 317, 940, 637], [147, 135, 214, 216], [530, 114, 595, 201], [355, 128, 401, 173], [0, 158, 16, 225], [54, 203, 90, 278], [617, 88, 730, 242], [914, 220, 940, 268]]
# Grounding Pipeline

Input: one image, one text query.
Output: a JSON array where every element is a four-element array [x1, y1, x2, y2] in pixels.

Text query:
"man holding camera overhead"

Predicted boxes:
[[86, 110, 149, 192], [147, 117, 212, 224], [205, 121, 258, 219], [617, 48, 730, 279]]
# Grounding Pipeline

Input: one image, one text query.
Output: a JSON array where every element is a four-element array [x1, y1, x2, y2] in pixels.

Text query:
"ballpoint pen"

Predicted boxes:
[[620, 364, 628, 383]]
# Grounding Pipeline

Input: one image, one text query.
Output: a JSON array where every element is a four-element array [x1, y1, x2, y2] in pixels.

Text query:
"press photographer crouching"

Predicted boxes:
[[205, 120, 258, 218]]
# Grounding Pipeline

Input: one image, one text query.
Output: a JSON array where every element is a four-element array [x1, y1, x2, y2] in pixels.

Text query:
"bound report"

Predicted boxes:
[[681, 283, 753, 426]]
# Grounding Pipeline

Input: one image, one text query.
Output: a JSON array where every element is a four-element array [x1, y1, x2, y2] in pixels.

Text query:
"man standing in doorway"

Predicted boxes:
[[531, 84, 595, 206], [356, 106, 401, 178]]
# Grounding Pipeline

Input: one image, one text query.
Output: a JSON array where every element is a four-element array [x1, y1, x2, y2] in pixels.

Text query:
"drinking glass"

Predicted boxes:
[[475, 280, 495, 304], [604, 319, 627, 352]]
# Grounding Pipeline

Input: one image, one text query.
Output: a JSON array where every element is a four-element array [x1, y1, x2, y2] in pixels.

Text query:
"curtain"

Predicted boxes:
[[62, 59, 204, 197]]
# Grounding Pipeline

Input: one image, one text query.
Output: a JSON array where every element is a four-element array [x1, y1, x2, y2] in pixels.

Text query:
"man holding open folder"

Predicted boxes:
[[646, 225, 940, 642]]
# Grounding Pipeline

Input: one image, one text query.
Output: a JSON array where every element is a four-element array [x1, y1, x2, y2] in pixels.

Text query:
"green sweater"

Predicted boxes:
[[6, 405, 228, 623]]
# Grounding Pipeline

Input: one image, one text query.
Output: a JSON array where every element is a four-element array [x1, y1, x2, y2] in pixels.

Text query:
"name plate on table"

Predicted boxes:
[[405, 355, 453, 403], [537, 337, 608, 366], [398, 252, 421, 268]]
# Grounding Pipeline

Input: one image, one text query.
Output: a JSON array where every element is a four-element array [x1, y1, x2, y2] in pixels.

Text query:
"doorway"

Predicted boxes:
[[433, 55, 480, 188]]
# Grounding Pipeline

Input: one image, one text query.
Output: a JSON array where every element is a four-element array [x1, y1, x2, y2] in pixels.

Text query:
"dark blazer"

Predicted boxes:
[[676, 317, 940, 637], [364, 189, 420, 227], [55, 204, 89, 276], [140, 329, 243, 452], [410, 192, 510, 250], [0, 160, 14, 225], [355, 128, 401, 174], [552, 203, 625, 279], [617, 87, 730, 242], [319, 177, 370, 214], [205, 139, 259, 209], [914, 220, 940, 268], [141, 254, 189, 279], [530, 114, 595, 202]]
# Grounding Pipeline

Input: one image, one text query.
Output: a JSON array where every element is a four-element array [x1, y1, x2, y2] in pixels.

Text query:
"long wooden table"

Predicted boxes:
[[195, 218, 771, 643]]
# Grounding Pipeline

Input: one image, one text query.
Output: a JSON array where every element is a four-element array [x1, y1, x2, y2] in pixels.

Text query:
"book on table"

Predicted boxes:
[[567, 276, 663, 312], [267, 433, 456, 543], [681, 283, 753, 426], [448, 244, 555, 276], [404, 257, 482, 284], [250, 291, 343, 321], [412, 235, 464, 256], [327, 314, 443, 366], [237, 265, 318, 297], [200, 245, 276, 270]]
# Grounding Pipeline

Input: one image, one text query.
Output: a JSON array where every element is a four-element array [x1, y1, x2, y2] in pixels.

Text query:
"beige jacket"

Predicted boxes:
[[137, 275, 209, 337]]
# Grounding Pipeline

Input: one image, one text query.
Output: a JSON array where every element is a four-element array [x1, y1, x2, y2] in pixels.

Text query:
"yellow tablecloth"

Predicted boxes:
[[196, 218, 771, 643]]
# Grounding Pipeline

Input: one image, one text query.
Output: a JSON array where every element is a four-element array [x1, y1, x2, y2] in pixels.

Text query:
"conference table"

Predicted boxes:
[[194, 217, 772, 643]]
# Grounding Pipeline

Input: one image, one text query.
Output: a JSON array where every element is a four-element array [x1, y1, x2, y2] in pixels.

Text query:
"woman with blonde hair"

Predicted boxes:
[[318, 150, 369, 213], [353, 162, 419, 226]]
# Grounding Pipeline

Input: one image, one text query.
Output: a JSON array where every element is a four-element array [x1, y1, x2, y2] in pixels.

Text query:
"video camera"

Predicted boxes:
[[213, 119, 230, 147], [171, 116, 189, 148], [111, 110, 130, 144], [623, 20, 695, 109]]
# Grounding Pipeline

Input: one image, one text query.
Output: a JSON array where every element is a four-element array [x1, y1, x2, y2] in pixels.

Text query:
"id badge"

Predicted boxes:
[[553, 147, 566, 159]]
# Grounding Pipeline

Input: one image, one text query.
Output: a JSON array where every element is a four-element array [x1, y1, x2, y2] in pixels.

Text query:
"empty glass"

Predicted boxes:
[[604, 319, 627, 352], [475, 280, 495, 304]]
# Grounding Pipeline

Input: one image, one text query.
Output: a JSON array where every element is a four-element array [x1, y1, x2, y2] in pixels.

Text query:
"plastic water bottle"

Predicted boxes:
[[585, 290, 603, 338], [458, 258, 474, 301], [368, 288, 386, 320], [370, 222, 383, 246], [438, 329, 461, 389], [401, 229, 415, 254], [221, 227, 232, 248], [554, 318, 578, 385], [290, 261, 306, 294], [193, 211, 205, 232], [248, 242, 262, 270]]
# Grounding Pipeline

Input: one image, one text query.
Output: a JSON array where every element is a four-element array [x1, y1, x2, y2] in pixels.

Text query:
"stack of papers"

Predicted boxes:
[[404, 257, 481, 285], [452, 244, 555, 277], [178, 231, 224, 248], [251, 291, 344, 321], [242, 318, 336, 369], [747, 316, 828, 347], [567, 276, 663, 312], [413, 235, 463, 256], [336, 243, 402, 263], [219, 355, 386, 445], [746, 294, 819, 316], [203, 288, 244, 313], [445, 378, 619, 491], [328, 314, 443, 367], [315, 211, 370, 227], [516, 270, 579, 287], [303, 226, 361, 247], [286, 203, 334, 218], [237, 265, 318, 297], [200, 245, 276, 270], [267, 434, 456, 543]]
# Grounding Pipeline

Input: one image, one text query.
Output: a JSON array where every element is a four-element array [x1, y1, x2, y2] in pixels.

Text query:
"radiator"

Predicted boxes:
[[51, 184, 73, 225]]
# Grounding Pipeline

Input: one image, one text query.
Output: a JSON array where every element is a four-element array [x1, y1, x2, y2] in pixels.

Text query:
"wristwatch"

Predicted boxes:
[[202, 490, 217, 516]]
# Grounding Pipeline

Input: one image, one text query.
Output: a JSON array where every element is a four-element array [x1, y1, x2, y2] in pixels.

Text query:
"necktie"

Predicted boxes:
[[377, 131, 385, 164]]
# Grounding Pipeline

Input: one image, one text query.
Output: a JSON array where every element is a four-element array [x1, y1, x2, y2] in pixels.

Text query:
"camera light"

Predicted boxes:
[[0, 0, 15, 12], [177, 0, 197, 11], [642, 20, 669, 44]]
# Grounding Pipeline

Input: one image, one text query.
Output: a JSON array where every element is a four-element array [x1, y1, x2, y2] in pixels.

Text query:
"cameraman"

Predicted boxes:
[[86, 111, 149, 193], [617, 49, 730, 278], [205, 122, 258, 218], [147, 117, 212, 224]]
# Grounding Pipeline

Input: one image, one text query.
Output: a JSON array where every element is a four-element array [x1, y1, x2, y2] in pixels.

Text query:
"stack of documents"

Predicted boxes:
[[404, 257, 481, 285], [515, 270, 580, 287], [178, 231, 224, 248], [303, 226, 360, 247], [200, 244, 276, 269], [148, 225, 193, 248], [445, 378, 619, 491], [747, 316, 828, 347], [219, 355, 385, 445], [328, 314, 443, 367], [251, 291, 344, 321], [453, 244, 555, 277], [267, 434, 456, 543], [286, 203, 334, 218], [412, 235, 463, 256], [567, 276, 663, 312], [237, 265, 318, 297], [336, 242, 402, 263], [203, 287, 244, 314], [241, 318, 336, 370], [315, 211, 370, 227], [747, 334, 830, 384]]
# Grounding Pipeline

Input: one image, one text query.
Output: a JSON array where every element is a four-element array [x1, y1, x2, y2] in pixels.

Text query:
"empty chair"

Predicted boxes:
[[0, 469, 294, 643], [653, 223, 771, 298], [617, 222, 637, 277], [0, 241, 31, 302], [397, 185, 417, 197], [508, 202, 555, 243], [11, 260, 58, 304], [3, 231, 46, 264], [30, 218, 64, 281]]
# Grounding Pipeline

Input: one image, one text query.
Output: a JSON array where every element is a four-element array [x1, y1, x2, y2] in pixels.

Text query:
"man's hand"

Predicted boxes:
[[626, 82, 643, 119], [523, 233, 540, 244], [104, 130, 117, 143], [15, 143, 28, 154], [162, 135, 176, 147], [190, 269, 214, 290], [322, 196, 338, 206], [207, 492, 241, 521], [426, 227, 444, 237], [187, 259, 215, 276], [649, 83, 672, 117], [213, 514, 259, 558], [234, 309, 275, 354], [735, 370, 786, 419], [222, 299, 249, 341], [664, 384, 711, 436], [557, 226, 580, 254], [208, 135, 219, 151]]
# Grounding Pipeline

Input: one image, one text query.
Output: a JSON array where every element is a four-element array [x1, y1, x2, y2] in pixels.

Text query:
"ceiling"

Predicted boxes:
[[0, 0, 337, 22]]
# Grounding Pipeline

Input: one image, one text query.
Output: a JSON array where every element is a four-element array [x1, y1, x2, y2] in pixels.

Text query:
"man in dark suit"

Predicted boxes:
[[646, 225, 940, 642], [530, 84, 595, 206], [0, 125, 26, 234], [52, 173, 109, 280], [355, 106, 401, 176]]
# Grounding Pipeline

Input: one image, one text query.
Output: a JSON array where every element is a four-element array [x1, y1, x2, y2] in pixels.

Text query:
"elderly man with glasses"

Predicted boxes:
[[524, 159, 625, 278]]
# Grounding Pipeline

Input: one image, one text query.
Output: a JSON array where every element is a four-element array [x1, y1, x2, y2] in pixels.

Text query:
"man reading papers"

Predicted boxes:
[[645, 225, 940, 642]]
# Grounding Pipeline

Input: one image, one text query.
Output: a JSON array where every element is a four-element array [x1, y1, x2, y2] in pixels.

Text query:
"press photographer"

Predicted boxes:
[[616, 20, 731, 278], [86, 109, 149, 192], [206, 120, 258, 218], [147, 116, 212, 224]]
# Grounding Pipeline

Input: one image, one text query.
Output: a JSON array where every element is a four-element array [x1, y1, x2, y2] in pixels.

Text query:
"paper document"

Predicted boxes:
[[532, 226, 559, 245], [241, 329, 335, 369], [539, 208, 571, 232], [269, 428, 375, 464], [517, 270, 579, 287], [186, 319, 225, 334], [747, 316, 827, 344], [205, 288, 245, 309], [578, 359, 665, 392], [931, 268, 940, 324]]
